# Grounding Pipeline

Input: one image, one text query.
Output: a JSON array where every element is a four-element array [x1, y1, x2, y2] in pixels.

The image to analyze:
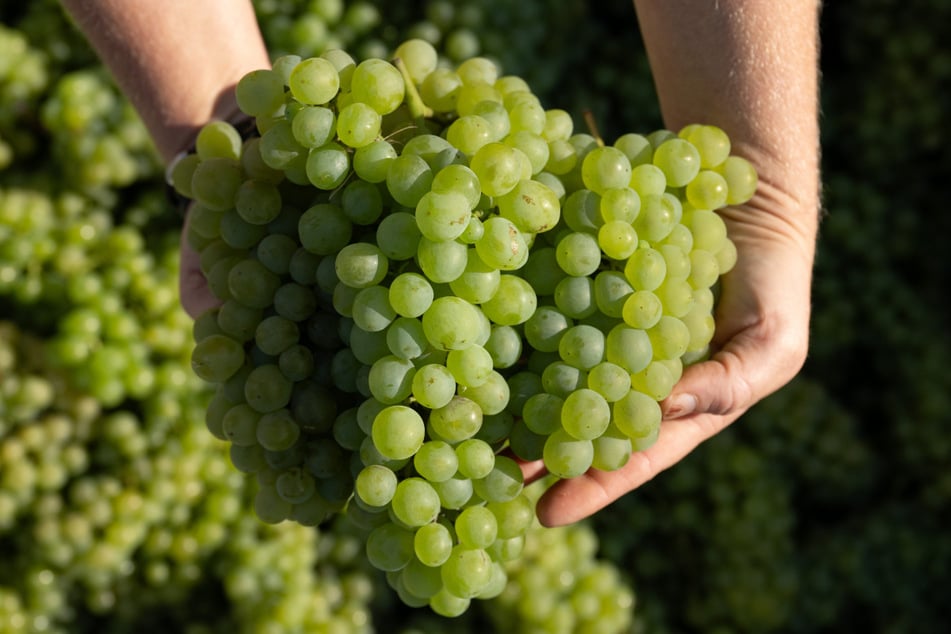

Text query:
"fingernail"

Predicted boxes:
[[664, 393, 697, 419]]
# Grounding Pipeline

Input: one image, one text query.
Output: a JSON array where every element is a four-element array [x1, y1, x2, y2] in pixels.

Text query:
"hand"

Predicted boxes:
[[520, 188, 816, 527], [178, 208, 221, 319]]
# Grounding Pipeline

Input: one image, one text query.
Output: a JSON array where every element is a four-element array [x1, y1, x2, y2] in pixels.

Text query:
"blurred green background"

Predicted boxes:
[[1, 1, 949, 632]]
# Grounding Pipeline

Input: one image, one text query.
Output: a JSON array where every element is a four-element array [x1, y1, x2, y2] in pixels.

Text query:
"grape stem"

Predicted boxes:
[[392, 57, 433, 131], [583, 108, 605, 147]]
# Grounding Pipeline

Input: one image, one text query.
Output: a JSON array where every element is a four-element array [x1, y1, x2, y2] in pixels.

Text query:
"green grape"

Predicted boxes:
[[414, 190, 472, 242], [591, 424, 633, 471], [305, 141, 350, 190], [684, 123, 731, 169], [483, 325, 522, 369], [417, 236, 468, 283], [386, 316, 429, 360], [473, 455, 523, 503], [190, 334, 246, 383], [594, 270, 634, 319], [629, 162, 667, 197], [298, 202, 352, 255], [244, 363, 293, 413], [597, 220, 638, 260], [652, 137, 701, 188], [355, 464, 398, 507], [446, 344, 494, 388], [556, 231, 602, 277], [469, 142, 523, 197], [289, 57, 340, 105], [256, 409, 301, 452], [557, 319, 609, 376], [235, 68, 285, 117], [366, 521, 415, 572], [421, 296, 483, 351], [391, 477, 441, 527], [190, 157, 243, 211], [446, 114, 493, 155], [613, 388, 662, 440], [334, 242, 388, 289], [413, 440, 458, 483], [428, 395, 482, 444], [353, 138, 397, 183], [624, 246, 667, 292], [196, 120, 242, 161], [522, 392, 564, 435], [336, 101, 381, 148], [480, 274, 537, 327], [441, 545, 492, 599], [376, 211, 422, 261], [455, 505, 498, 549], [562, 388, 611, 440], [350, 58, 405, 115], [475, 216, 530, 271], [254, 315, 299, 356], [367, 354, 415, 404], [497, 178, 560, 233], [605, 324, 652, 374], [290, 105, 336, 149], [415, 521, 453, 567], [622, 289, 663, 330], [543, 428, 594, 478], [686, 169, 729, 210], [386, 153, 433, 207], [448, 248, 501, 304], [716, 154, 758, 205], [582, 145, 632, 194], [371, 405, 425, 461], [631, 360, 677, 401], [455, 438, 496, 480]]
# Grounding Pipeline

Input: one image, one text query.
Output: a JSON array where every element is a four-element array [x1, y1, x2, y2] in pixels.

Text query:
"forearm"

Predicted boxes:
[[633, 0, 821, 249], [60, 0, 271, 163]]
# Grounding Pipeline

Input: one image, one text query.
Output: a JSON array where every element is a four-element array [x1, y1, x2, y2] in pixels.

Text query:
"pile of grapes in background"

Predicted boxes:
[[2, 0, 950, 633]]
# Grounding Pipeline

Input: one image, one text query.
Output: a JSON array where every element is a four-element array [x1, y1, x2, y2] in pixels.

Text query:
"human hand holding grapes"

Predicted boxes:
[[520, 181, 816, 525]]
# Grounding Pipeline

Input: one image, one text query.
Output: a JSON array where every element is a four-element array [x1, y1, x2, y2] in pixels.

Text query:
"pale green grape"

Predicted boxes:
[[353, 139, 397, 183], [417, 236, 468, 283], [613, 388, 662, 440], [335, 101, 381, 148], [244, 363, 293, 413], [366, 521, 415, 571], [629, 163, 667, 197], [298, 202, 352, 255], [716, 154, 758, 205], [376, 212, 422, 261], [190, 334, 246, 383], [386, 316, 429, 360], [446, 344, 494, 388], [469, 142, 523, 197], [686, 169, 729, 210], [415, 521, 453, 567], [367, 354, 415, 404], [413, 440, 458, 483], [543, 429, 594, 478], [334, 242, 388, 289], [586, 361, 632, 403], [554, 275, 597, 320], [391, 477, 441, 527], [622, 289, 663, 329], [683, 124, 731, 169], [389, 272, 434, 318], [480, 275, 537, 326], [235, 68, 285, 117], [350, 58, 405, 115], [605, 324, 652, 374], [582, 146, 632, 194], [414, 190, 472, 242], [483, 325, 522, 369], [196, 120, 242, 161], [421, 296, 483, 351], [455, 438, 496, 480], [371, 405, 424, 461], [386, 153, 433, 208], [449, 248, 501, 304], [428, 395, 482, 443], [653, 137, 701, 188], [289, 56, 340, 105], [190, 157, 243, 211], [351, 285, 396, 332], [291, 105, 336, 148], [556, 232, 602, 277], [648, 315, 691, 360], [624, 246, 667, 292], [594, 270, 634, 319], [591, 424, 633, 471], [497, 178, 561, 233], [305, 141, 350, 190], [475, 216, 530, 271], [454, 505, 498, 549], [561, 388, 611, 440], [631, 360, 677, 401]]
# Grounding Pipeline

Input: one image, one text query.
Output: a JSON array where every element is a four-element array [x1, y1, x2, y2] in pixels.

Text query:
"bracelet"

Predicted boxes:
[[165, 115, 259, 217]]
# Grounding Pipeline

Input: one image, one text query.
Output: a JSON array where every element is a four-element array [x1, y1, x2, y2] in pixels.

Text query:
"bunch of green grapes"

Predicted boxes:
[[0, 23, 49, 170], [38, 68, 161, 192], [254, 0, 385, 59], [178, 37, 752, 616]]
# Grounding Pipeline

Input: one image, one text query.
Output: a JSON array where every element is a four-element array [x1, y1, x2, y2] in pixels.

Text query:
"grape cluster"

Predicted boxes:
[[0, 22, 48, 170], [177, 37, 748, 615]]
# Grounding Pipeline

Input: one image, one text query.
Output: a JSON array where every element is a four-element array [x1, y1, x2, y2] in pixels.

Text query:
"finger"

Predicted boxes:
[[534, 412, 729, 527], [178, 218, 220, 319], [516, 458, 549, 485]]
